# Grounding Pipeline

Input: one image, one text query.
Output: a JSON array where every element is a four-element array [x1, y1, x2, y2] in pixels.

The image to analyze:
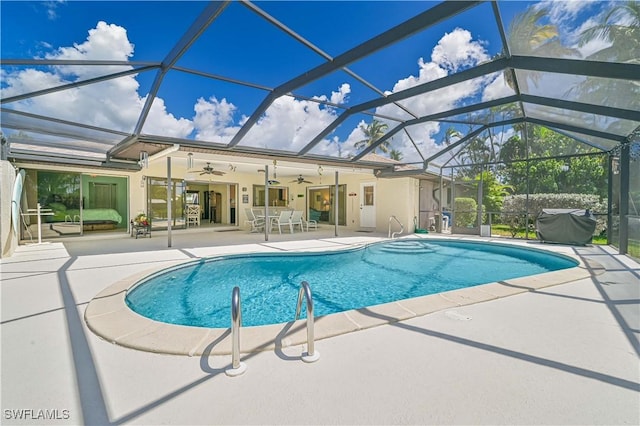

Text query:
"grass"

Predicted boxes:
[[627, 240, 640, 259], [490, 224, 607, 245], [486, 224, 637, 261]]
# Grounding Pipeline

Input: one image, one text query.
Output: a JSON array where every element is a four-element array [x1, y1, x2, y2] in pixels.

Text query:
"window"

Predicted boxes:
[[252, 185, 289, 207]]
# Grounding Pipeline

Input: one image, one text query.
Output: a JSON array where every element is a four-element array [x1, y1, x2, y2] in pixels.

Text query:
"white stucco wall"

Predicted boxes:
[[374, 177, 420, 234], [6, 158, 424, 243], [1, 161, 18, 258]]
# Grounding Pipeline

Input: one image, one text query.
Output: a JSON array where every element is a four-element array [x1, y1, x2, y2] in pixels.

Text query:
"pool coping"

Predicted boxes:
[[84, 236, 606, 356]]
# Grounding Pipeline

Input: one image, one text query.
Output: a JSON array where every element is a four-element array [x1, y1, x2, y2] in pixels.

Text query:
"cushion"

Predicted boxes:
[[309, 208, 321, 222]]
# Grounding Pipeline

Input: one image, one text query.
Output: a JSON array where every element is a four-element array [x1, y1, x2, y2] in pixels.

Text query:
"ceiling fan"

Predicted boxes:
[[290, 174, 312, 184], [199, 162, 226, 176]]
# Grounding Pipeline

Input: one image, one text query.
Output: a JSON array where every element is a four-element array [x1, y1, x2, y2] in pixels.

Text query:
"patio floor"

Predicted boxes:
[[1, 228, 639, 425]]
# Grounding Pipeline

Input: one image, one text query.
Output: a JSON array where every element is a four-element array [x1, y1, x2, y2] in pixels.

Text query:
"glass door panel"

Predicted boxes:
[[147, 177, 185, 229], [23, 169, 81, 239]]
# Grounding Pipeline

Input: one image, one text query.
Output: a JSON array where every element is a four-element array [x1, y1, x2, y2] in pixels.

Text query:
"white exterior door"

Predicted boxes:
[[360, 182, 376, 228]]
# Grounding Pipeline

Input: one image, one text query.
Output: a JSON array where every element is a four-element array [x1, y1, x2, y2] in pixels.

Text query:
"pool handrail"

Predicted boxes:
[[295, 281, 320, 363], [225, 286, 247, 376], [388, 215, 404, 238]]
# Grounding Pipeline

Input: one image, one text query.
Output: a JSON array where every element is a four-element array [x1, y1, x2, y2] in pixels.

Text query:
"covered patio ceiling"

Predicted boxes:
[[1, 1, 638, 175]]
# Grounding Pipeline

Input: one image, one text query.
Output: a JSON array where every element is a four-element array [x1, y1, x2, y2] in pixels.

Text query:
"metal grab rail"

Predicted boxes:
[[225, 286, 247, 376], [388, 215, 404, 238], [294, 281, 320, 362]]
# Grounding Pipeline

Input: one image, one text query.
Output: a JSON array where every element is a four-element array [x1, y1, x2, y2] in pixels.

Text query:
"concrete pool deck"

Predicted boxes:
[[1, 228, 639, 425]]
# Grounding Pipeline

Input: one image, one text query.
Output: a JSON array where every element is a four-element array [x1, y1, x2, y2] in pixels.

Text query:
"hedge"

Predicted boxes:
[[501, 193, 607, 236]]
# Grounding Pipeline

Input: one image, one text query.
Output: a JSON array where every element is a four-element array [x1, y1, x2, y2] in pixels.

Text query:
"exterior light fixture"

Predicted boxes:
[[139, 151, 149, 169], [187, 152, 194, 169]]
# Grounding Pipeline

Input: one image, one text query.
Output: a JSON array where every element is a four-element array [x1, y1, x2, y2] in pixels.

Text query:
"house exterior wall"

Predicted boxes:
[[3, 159, 424, 253], [143, 164, 422, 235], [375, 177, 420, 235], [1, 160, 18, 258]]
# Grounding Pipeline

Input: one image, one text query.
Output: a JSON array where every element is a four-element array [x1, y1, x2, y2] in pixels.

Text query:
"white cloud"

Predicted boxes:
[[309, 123, 363, 158], [44, 1, 65, 21], [539, 0, 587, 24], [401, 121, 442, 161], [193, 97, 240, 143], [45, 21, 134, 78], [431, 28, 489, 72], [143, 96, 194, 137], [482, 72, 515, 102], [538, 0, 618, 58], [369, 28, 492, 161], [569, 5, 623, 58], [240, 92, 344, 152], [2, 21, 193, 139], [1, 20, 356, 151], [330, 83, 351, 105], [2, 21, 511, 162]]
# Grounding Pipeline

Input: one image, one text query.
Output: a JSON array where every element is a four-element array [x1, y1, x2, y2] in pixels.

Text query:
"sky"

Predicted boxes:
[[0, 0, 618, 164]]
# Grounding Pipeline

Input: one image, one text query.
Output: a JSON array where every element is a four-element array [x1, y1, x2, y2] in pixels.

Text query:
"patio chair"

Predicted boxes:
[[271, 210, 293, 234], [302, 215, 317, 231], [244, 208, 265, 232], [289, 210, 304, 233], [186, 204, 200, 227]]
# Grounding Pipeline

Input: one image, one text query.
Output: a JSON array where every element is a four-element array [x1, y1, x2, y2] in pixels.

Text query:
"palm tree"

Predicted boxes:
[[443, 126, 462, 146], [573, 1, 640, 114], [579, 1, 640, 64], [354, 120, 390, 154], [389, 149, 403, 161], [504, 6, 579, 92]]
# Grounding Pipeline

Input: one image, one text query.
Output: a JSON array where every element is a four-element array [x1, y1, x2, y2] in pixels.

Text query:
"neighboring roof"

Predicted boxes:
[[1, 1, 638, 173]]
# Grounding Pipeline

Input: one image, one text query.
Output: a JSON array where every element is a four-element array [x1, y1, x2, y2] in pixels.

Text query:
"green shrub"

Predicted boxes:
[[454, 197, 477, 227], [501, 193, 607, 237]]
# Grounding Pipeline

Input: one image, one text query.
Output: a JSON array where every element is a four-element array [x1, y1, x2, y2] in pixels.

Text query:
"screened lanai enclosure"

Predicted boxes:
[[1, 1, 639, 258]]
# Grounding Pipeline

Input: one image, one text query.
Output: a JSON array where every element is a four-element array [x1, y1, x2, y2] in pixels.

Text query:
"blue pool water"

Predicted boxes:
[[126, 239, 577, 328]]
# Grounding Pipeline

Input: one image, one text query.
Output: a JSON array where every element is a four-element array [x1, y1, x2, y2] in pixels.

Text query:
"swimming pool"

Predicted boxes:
[[126, 239, 577, 328]]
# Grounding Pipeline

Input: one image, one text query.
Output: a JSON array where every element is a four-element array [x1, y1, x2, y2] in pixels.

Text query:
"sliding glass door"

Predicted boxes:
[[147, 177, 185, 229]]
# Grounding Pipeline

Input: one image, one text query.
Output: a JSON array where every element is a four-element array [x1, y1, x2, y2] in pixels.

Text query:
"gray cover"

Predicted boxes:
[[536, 209, 596, 245]]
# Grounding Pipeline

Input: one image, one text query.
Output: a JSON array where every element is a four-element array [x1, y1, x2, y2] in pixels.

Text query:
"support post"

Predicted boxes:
[[264, 165, 269, 242], [334, 171, 339, 237], [167, 156, 172, 247], [607, 155, 614, 246], [36, 203, 42, 244], [619, 142, 630, 254]]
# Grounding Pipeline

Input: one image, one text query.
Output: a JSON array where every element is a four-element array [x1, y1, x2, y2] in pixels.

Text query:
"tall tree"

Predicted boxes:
[[443, 126, 462, 146], [498, 125, 607, 197], [504, 6, 579, 93], [389, 149, 403, 161], [456, 170, 514, 214], [354, 120, 390, 154], [579, 1, 640, 63], [573, 1, 640, 116]]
